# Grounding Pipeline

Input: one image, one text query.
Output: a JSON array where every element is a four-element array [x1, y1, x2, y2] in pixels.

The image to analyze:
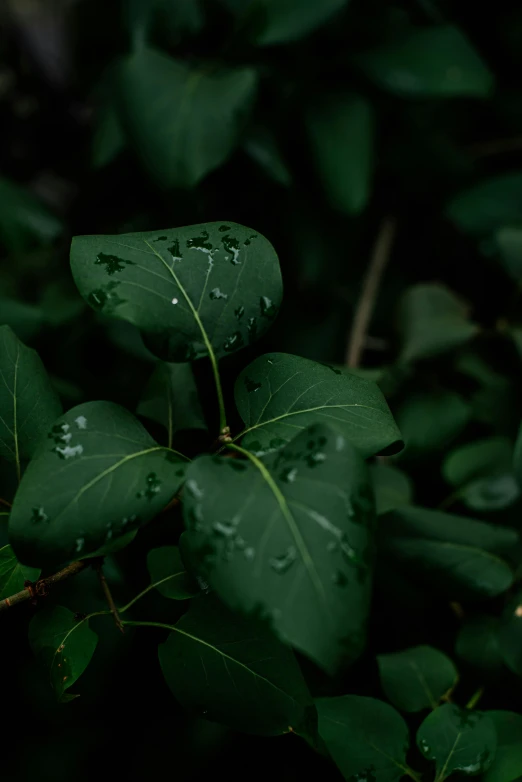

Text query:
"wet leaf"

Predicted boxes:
[[29, 605, 98, 701], [115, 47, 257, 188], [397, 284, 478, 364], [416, 704, 496, 780], [317, 695, 411, 782], [235, 353, 403, 459], [484, 711, 522, 782], [306, 93, 374, 215], [447, 172, 522, 236], [182, 424, 375, 674], [356, 25, 493, 98], [377, 645, 458, 712], [147, 546, 199, 600], [137, 362, 207, 445], [70, 222, 282, 363], [9, 401, 187, 568], [0, 544, 40, 599], [159, 594, 313, 734], [0, 326, 62, 479], [381, 506, 518, 599]]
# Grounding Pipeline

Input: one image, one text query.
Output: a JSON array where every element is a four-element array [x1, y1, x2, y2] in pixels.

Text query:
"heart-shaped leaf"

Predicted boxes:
[[182, 423, 375, 674], [9, 401, 187, 568], [484, 711, 522, 782], [70, 223, 282, 364], [159, 594, 313, 735], [29, 605, 98, 701], [0, 544, 40, 599], [377, 645, 458, 712], [317, 695, 411, 782], [234, 353, 402, 459], [115, 47, 257, 188], [0, 326, 62, 480], [417, 704, 496, 780], [147, 546, 199, 600]]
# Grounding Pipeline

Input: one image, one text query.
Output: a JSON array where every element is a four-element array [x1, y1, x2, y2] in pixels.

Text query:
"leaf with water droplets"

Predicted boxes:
[[8, 401, 187, 568], [317, 695, 411, 782], [137, 361, 206, 446], [234, 353, 402, 459], [147, 546, 200, 600], [70, 222, 282, 363], [29, 605, 98, 701], [377, 646, 458, 713], [182, 423, 375, 674], [159, 593, 314, 735], [416, 704, 496, 781], [0, 544, 40, 599], [114, 46, 257, 188], [0, 326, 62, 481]]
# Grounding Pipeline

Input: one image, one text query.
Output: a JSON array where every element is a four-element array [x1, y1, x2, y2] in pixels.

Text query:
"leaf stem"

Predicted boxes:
[[0, 560, 88, 613], [94, 559, 124, 633], [346, 216, 396, 368], [404, 767, 423, 782], [466, 686, 485, 710]]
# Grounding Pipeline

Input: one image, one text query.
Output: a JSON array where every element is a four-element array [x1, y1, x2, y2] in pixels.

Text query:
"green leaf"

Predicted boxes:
[[484, 711, 522, 782], [513, 421, 522, 487], [443, 437, 519, 511], [0, 326, 62, 479], [158, 594, 313, 735], [455, 616, 504, 678], [70, 222, 282, 363], [234, 353, 403, 459], [137, 361, 206, 445], [382, 506, 518, 599], [377, 646, 458, 712], [8, 401, 187, 568], [356, 25, 493, 98], [447, 173, 522, 236], [306, 93, 374, 215], [92, 99, 125, 169], [182, 423, 375, 673], [114, 47, 257, 188], [29, 606, 98, 701], [396, 390, 469, 458], [0, 177, 63, 253], [498, 597, 522, 677], [221, 0, 349, 46], [243, 126, 292, 187], [397, 284, 478, 364], [371, 464, 413, 516], [416, 704, 496, 781], [0, 544, 40, 599], [494, 226, 522, 282], [317, 695, 411, 782], [147, 546, 199, 600]]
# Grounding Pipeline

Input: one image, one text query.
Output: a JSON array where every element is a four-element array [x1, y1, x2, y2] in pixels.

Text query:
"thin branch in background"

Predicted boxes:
[[0, 497, 12, 509], [94, 559, 124, 633], [0, 560, 87, 613], [346, 216, 397, 369]]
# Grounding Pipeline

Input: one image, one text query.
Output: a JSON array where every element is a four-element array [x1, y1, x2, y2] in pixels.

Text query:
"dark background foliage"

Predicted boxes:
[[2, 0, 522, 780]]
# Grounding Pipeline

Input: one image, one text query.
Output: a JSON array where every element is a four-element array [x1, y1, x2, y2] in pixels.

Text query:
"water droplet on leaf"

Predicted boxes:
[[270, 546, 297, 574], [260, 296, 276, 318], [245, 377, 261, 393], [209, 288, 228, 300], [31, 507, 48, 524], [223, 332, 244, 352]]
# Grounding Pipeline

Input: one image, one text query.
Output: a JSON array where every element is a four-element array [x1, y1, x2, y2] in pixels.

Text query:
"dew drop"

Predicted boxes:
[[54, 444, 83, 460], [223, 332, 244, 352], [245, 377, 261, 393], [88, 290, 107, 309], [172, 298, 179, 305], [74, 415, 87, 430], [244, 547, 255, 561], [270, 546, 297, 574], [144, 472, 161, 499], [209, 287, 228, 300], [222, 234, 241, 265], [31, 507, 48, 524], [212, 521, 236, 538], [260, 296, 276, 318], [75, 537, 85, 553], [234, 306, 245, 320], [280, 466, 298, 483], [186, 479, 204, 500]]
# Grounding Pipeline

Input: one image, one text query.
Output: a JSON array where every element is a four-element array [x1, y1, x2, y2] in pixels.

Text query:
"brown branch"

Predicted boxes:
[[0, 497, 12, 509], [346, 217, 396, 368], [0, 560, 88, 613], [94, 559, 124, 633]]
